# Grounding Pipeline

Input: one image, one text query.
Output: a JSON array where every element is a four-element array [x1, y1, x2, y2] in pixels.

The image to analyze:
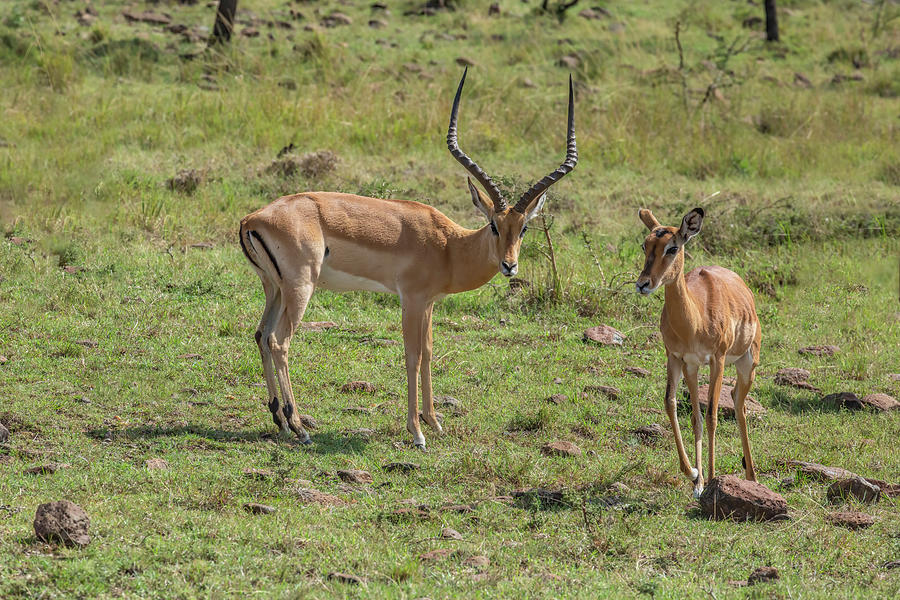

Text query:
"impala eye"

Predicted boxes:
[[666, 246, 679, 255], [519, 226, 528, 238], [490, 221, 499, 236]]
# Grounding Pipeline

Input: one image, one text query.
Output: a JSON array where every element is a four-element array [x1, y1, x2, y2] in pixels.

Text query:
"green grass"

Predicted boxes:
[[1, 0, 899, 598]]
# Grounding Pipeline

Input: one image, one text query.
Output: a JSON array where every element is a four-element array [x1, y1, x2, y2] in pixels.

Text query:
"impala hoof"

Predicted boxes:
[[414, 442, 427, 452], [692, 486, 704, 499], [299, 438, 313, 446]]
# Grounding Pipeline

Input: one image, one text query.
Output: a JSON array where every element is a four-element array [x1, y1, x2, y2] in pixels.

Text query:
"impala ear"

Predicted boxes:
[[467, 177, 494, 220], [678, 208, 704, 243], [638, 209, 660, 231], [522, 192, 547, 222]]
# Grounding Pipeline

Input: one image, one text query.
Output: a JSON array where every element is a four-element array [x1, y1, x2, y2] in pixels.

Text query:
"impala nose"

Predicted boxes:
[[501, 261, 517, 276], [636, 281, 650, 295]]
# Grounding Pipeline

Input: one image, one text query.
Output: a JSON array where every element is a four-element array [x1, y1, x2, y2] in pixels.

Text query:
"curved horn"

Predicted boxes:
[[514, 74, 577, 214], [447, 68, 507, 212]]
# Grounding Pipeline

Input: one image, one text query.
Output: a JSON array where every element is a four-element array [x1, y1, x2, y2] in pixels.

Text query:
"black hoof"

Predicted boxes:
[[300, 438, 313, 446]]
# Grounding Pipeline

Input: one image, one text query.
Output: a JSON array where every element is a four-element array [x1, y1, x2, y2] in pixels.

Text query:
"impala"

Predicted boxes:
[[239, 69, 577, 449], [635, 208, 761, 497]]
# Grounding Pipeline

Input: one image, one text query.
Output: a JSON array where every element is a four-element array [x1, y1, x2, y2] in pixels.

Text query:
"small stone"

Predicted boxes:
[[609, 482, 630, 494], [33, 501, 90, 547], [294, 487, 346, 506], [442, 504, 475, 514], [541, 441, 581, 457], [521, 78, 537, 89], [369, 18, 388, 29], [798, 345, 839, 357], [122, 11, 172, 26], [511, 488, 568, 508], [341, 381, 376, 394], [774, 368, 819, 391], [860, 393, 899, 411], [455, 57, 475, 67], [337, 470, 373, 484], [419, 549, 454, 561], [633, 423, 665, 443], [888, 374, 900, 382], [300, 321, 338, 331], [782, 460, 856, 482], [75, 340, 99, 348], [145, 458, 169, 470], [827, 477, 881, 504], [24, 463, 63, 476], [583, 325, 625, 345], [327, 572, 365, 585], [343, 406, 372, 414], [177, 353, 201, 359], [558, 54, 580, 70], [826, 511, 874, 530], [321, 12, 352, 27], [243, 503, 276, 515], [346, 428, 375, 438], [166, 169, 202, 194], [545, 394, 567, 405], [552, 377, 563, 385], [300, 414, 318, 429], [441, 527, 463, 540], [383, 461, 420, 473], [624, 366, 651, 378], [748, 566, 779, 585], [435, 395, 461, 409], [488, 3, 500, 16], [242, 468, 274, 480], [0, 421, 8, 443], [794, 72, 812, 88], [464, 555, 490, 568], [582, 385, 620, 400], [698, 475, 788, 521]]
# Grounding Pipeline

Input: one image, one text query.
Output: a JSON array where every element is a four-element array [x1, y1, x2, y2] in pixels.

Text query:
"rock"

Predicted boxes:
[[240, 27, 259, 38], [346, 428, 375, 438], [860, 393, 899, 411], [698, 475, 788, 521], [782, 460, 856, 482], [62, 266, 84, 274], [419, 549, 454, 561], [383, 461, 420, 473], [242, 468, 274, 480], [33, 501, 91, 547], [862, 479, 900, 499], [748, 566, 779, 585], [0, 421, 8, 443], [545, 394, 567, 405], [337, 469, 373, 484], [294, 487, 346, 506], [633, 423, 665, 443], [321, 12, 352, 27], [441, 527, 463, 540], [583, 325, 624, 346], [464, 555, 490, 568], [442, 504, 475, 514], [145, 458, 169, 470], [794, 72, 812, 88], [826, 511, 874, 530], [24, 463, 64, 475], [75, 340, 99, 348], [558, 54, 580, 70], [166, 169, 202, 194], [582, 385, 620, 400], [122, 11, 172, 26], [888, 374, 900, 382], [389, 507, 429, 520], [579, 8, 611, 20], [609, 482, 630, 494], [243, 503, 276, 515], [511, 488, 569, 508], [327, 572, 365, 585], [686, 384, 766, 418], [343, 406, 372, 414], [624, 366, 651, 378], [827, 477, 881, 504], [300, 414, 318, 429], [435, 395, 462, 411], [341, 381, 376, 394], [488, 3, 500, 16], [177, 353, 201, 359], [520, 78, 537, 89], [541, 441, 581, 457], [774, 367, 814, 389], [300, 321, 337, 331], [798, 345, 839, 357], [368, 19, 388, 29]]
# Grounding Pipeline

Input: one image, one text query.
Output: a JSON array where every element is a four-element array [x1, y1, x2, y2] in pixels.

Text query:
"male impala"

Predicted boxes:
[[239, 69, 576, 449], [635, 208, 761, 497]]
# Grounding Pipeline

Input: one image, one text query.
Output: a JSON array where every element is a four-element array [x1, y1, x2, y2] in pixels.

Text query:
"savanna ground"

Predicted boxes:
[[1, 0, 899, 597]]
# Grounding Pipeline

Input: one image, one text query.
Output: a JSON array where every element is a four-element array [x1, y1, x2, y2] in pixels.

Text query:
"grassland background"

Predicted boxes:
[[0, 0, 899, 598]]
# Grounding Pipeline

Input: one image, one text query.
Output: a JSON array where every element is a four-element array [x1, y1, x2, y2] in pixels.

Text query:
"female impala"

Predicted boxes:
[[240, 69, 577, 449], [635, 208, 761, 497]]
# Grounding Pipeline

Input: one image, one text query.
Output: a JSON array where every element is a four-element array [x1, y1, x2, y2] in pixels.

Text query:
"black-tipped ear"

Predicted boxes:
[[678, 208, 704, 242]]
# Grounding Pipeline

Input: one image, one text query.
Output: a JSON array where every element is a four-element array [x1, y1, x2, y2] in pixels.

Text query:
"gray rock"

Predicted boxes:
[[698, 475, 788, 521], [827, 477, 881, 504], [34, 501, 91, 547]]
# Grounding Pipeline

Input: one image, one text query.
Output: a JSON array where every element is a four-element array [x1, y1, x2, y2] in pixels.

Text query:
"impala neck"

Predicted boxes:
[[446, 224, 500, 293], [664, 267, 702, 336]]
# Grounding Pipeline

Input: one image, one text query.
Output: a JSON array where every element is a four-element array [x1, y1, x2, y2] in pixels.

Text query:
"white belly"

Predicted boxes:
[[317, 265, 395, 294]]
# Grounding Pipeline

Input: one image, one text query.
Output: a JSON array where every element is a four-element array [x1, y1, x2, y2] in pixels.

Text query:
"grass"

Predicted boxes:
[[1, 0, 899, 598]]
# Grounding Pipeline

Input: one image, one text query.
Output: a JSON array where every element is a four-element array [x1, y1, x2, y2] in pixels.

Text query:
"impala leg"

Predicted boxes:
[[682, 362, 704, 497], [255, 278, 289, 435], [733, 350, 758, 481], [269, 277, 316, 446], [706, 355, 725, 483], [401, 299, 427, 450], [419, 303, 443, 435], [664, 354, 693, 480]]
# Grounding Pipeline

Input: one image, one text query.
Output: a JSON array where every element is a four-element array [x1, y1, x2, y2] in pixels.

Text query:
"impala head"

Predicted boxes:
[[635, 207, 704, 295], [448, 67, 577, 277]]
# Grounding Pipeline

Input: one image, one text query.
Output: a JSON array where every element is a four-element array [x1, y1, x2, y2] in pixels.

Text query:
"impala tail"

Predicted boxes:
[[239, 220, 282, 280]]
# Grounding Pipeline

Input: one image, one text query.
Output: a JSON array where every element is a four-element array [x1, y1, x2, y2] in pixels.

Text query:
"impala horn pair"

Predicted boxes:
[[447, 67, 578, 213]]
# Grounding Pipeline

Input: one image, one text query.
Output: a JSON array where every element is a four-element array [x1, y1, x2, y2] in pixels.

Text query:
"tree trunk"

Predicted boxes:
[[210, 0, 238, 45], [764, 0, 779, 42]]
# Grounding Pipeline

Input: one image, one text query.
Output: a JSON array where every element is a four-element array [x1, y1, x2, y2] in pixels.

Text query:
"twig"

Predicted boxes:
[[580, 231, 606, 287]]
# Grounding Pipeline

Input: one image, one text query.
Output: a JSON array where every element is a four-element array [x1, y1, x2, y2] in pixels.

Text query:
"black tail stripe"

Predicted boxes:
[[239, 226, 262, 271], [250, 230, 282, 279]]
